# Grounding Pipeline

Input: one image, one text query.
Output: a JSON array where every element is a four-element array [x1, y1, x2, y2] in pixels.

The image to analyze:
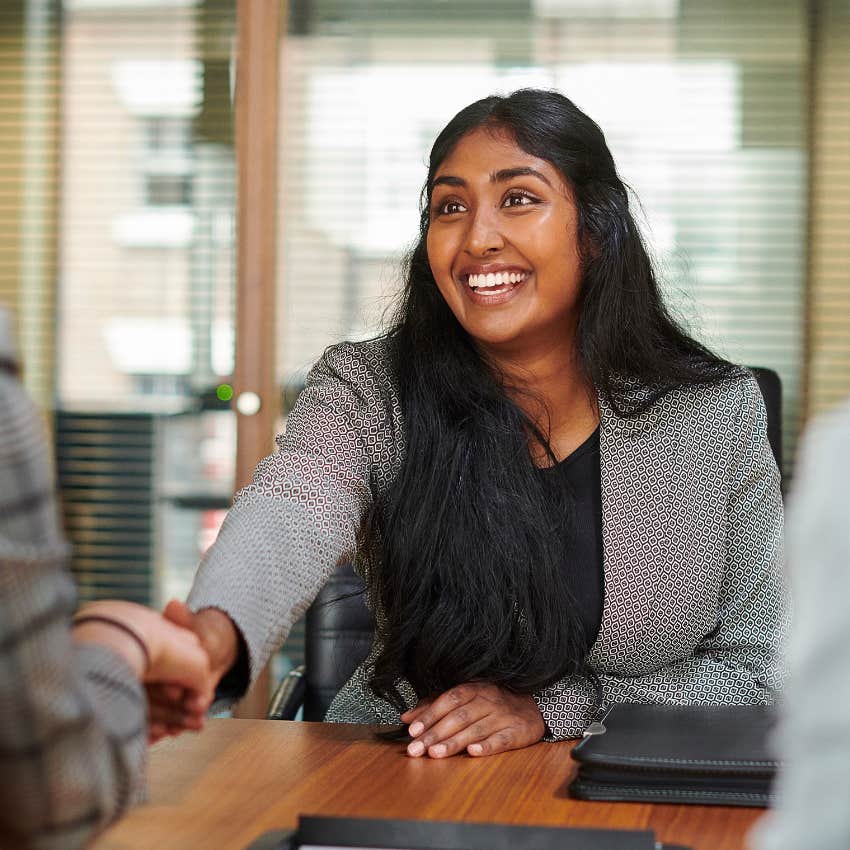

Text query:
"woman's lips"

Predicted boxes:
[[466, 270, 529, 289], [460, 270, 530, 306]]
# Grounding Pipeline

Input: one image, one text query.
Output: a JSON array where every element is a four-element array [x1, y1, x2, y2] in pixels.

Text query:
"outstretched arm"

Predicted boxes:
[[176, 344, 391, 711]]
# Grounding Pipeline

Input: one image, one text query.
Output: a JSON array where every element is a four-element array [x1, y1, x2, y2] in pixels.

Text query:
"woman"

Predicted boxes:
[[166, 89, 784, 757]]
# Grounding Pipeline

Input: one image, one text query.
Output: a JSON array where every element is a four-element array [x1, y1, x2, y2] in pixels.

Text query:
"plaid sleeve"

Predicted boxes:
[[0, 371, 147, 850]]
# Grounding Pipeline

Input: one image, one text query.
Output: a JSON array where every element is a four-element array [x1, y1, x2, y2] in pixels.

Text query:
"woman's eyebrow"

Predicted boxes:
[[491, 166, 552, 186], [431, 168, 553, 190], [432, 175, 465, 188]]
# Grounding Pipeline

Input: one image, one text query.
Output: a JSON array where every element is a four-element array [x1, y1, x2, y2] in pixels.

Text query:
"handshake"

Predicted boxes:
[[73, 599, 240, 743]]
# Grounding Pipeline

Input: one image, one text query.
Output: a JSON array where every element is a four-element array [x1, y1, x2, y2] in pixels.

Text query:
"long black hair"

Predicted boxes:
[[358, 89, 739, 711]]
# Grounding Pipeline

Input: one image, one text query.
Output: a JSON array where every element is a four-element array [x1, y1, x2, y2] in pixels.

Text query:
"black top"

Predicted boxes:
[[538, 427, 604, 649]]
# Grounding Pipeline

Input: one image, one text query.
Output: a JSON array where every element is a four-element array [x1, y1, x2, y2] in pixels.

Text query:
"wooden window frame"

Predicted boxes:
[[232, 0, 281, 717]]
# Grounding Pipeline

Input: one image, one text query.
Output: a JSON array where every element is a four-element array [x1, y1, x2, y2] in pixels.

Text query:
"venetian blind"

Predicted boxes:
[[0, 0, 239, 611], [0, 1, 60, 407], [807, 0, 850, 417], [275, 0, 826, 476]]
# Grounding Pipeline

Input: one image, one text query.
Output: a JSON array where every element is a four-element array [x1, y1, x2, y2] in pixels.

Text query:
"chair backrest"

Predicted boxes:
[[302, 562, 373, 721], [301, 367, 783, 721], [748, 366, 783, 477]]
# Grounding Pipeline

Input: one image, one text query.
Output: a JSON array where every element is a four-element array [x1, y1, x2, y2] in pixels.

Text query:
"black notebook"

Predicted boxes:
[[244, 814, 691, 850], [569, 702, 779, 807]]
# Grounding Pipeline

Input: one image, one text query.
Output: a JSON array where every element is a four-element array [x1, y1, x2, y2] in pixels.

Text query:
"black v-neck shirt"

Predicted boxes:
[[537, 427, 604, 649]]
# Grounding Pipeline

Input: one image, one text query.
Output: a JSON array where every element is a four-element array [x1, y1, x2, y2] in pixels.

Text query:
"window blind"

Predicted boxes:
[[0, 0, 60, 407], [0, 1, 240, 620], [807, 0, 850, 417], [276, 0, 822, 476], [56, 0, 238, 609]]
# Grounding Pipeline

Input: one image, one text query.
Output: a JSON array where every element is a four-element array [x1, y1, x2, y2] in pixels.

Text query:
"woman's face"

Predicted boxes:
[[426, 127, 583, 359]]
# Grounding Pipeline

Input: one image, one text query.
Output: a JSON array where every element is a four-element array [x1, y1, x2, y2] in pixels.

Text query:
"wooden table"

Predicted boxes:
[[92, 719, 764, 850]]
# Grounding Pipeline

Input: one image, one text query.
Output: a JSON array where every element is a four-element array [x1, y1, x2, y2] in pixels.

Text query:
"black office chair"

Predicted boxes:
[[267, 366, 783, 721], [268, 562, 373, 721], [748, 366, 782, 476]]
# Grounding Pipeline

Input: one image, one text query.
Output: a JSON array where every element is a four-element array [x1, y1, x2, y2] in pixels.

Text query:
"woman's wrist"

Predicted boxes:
[[193, 607, 239, 678]]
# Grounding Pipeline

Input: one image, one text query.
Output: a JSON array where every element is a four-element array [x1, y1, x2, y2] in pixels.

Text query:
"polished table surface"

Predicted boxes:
[[92, 719, 764, 850]]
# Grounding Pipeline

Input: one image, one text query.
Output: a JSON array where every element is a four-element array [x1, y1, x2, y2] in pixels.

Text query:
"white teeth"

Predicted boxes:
[[467, 271, 528, 289]]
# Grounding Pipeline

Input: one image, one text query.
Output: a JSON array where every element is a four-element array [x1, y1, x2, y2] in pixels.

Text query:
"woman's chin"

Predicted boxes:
[[466, 328, 528, 356]]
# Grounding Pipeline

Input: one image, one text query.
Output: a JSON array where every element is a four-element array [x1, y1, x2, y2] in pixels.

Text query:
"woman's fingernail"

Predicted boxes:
[[408, 721, 424, 737], [408, 741, 425, 756], [468, 743, 482, 755], [431, 744, 447, 757]]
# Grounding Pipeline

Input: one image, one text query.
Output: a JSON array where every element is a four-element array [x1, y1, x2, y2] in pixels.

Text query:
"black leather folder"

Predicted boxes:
[[244, 814, 691, 849], [569, 703, 778, 807]]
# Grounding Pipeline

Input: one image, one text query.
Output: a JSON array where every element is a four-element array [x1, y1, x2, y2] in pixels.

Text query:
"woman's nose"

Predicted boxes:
[[464, 208, 504, 256]]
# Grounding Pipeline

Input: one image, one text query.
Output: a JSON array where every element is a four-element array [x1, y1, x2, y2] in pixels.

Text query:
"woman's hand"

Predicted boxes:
[[401, 683, 546, 758], [146, 600, 240, 743], [73, 600, 216, 742]]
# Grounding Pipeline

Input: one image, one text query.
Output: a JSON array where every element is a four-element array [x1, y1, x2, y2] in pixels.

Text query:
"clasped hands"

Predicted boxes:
[[90, 598, 547, 758], [72, 599, 218, 743]]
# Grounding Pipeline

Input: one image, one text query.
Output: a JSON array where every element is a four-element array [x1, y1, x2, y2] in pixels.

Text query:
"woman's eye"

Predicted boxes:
[[503, 192, 537, 208], [435, 199, 466, 215]]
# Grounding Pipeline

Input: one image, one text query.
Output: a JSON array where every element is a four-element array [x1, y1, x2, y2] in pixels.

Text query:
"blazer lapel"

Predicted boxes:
[[589, 391, 724, 673], [591, 395, 655, 669]]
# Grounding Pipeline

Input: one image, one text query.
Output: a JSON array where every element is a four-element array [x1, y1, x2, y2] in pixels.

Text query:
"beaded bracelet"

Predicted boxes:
[[72, 614, 151, 674]]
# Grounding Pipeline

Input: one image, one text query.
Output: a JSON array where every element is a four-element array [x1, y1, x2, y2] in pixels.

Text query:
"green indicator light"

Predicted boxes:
[[216, 383, 234, 402]]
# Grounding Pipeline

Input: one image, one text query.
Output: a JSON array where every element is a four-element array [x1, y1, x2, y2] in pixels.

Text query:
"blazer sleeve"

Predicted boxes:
[[187, 343, 387, 702], [535, 376, 787, 740], [0, 373, 147, 850]]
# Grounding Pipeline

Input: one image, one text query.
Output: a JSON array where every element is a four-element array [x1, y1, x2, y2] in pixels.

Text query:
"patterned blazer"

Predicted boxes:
[[189, 338, 786, 739]]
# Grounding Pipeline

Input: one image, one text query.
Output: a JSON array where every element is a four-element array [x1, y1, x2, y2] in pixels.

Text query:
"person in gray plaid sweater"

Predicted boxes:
[[0, 307, 214, 850]]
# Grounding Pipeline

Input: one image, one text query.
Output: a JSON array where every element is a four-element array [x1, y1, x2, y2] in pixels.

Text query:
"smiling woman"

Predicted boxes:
[[427, 129, 584, 361], [172, 89, 786, 762]]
